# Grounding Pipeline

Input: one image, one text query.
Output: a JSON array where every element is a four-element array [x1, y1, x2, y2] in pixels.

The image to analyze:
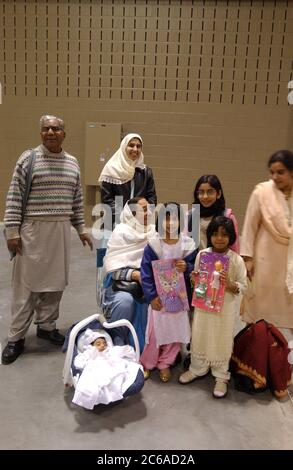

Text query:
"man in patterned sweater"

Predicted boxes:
[[2, 115, 93, 364]]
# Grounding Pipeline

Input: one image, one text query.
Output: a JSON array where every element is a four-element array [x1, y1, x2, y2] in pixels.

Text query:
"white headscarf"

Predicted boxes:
[[99, 133, 145, 185], [104, 201, 156, 273], [77, 329, 113, 352]]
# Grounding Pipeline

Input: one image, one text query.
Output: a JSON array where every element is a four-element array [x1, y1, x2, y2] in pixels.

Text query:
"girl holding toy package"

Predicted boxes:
[[140, 202, 197, 382], [179, 216, 247, 398]]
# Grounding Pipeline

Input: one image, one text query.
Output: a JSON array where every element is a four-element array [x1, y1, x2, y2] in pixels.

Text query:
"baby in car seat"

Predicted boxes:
[[72, 328, 142, 409]]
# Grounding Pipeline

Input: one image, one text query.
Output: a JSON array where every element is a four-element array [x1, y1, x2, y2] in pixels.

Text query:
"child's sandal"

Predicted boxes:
[[213, 380, 228, 398], [159, 368, 171, 382]]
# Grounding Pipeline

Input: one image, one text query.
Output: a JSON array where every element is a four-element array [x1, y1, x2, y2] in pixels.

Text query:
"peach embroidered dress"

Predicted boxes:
[[241, 180, 293, 328]]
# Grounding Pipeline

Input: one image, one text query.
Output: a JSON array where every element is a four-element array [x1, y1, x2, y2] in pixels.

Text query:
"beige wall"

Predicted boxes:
[[0, 0, 292, 229]]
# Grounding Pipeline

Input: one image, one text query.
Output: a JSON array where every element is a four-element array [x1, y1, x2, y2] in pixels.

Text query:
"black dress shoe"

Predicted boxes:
[[1, 338, 25, 365], [36, 327, 65, 346]]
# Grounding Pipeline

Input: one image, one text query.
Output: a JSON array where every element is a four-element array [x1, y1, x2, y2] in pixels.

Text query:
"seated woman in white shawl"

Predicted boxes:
[[72, 329, 142, 409], [102, 197, 156, 345]]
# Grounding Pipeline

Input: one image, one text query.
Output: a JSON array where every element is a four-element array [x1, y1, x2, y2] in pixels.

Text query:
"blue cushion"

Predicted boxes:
[[123, 369, 144, 397]]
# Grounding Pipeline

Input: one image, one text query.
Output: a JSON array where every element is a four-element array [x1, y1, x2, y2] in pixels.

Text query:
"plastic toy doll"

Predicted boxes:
[[210, 261, 223, 307]]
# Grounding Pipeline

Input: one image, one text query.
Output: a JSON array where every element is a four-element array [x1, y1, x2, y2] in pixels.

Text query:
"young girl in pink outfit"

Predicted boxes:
[[140, 202, 196, 382]]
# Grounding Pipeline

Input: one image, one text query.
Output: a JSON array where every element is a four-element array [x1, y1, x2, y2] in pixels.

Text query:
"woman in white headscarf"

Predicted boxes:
[[102, 197, 156, 346], [241, 150, 293, 342], [99, 133, 157, 223]]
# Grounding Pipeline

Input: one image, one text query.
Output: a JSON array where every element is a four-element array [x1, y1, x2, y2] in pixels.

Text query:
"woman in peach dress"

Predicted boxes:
[[241, 150, 293, 341]]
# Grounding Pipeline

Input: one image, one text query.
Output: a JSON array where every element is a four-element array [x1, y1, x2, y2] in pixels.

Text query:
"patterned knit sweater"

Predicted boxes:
[[4, 144, 86, 239]]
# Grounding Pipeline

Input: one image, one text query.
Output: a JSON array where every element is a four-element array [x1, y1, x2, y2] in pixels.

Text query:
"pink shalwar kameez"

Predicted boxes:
[[141, 238, 192, 370]]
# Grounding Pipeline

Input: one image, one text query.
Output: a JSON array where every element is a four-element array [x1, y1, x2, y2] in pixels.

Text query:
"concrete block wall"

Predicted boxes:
[[0, 0, 292, 229]]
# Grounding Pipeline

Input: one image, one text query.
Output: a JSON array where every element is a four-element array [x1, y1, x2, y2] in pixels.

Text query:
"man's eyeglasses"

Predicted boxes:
[[197, 189, 217, 197], [41, 126, 63, 133]]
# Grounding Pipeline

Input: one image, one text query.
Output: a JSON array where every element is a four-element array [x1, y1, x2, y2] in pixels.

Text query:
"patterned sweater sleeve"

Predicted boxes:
[[4, 150, 31, 239], [70, 170, 86, 234]]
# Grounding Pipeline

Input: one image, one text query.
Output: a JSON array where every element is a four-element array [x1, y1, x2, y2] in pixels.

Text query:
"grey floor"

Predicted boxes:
[[0, 230, 293, 450]]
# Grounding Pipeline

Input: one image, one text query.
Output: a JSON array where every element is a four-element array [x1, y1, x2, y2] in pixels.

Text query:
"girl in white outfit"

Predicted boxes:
[[179, 216, 247, 398]]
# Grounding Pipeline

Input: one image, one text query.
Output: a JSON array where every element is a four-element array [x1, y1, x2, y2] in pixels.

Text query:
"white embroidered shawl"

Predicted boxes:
[[104, 203, 156, 273]]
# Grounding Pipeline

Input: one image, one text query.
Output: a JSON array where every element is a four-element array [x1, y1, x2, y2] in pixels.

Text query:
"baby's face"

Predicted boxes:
[[93, 338, 107, 351]]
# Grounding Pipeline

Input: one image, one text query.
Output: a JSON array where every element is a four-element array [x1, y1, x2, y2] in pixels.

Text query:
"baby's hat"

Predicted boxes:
[[77, 328, 113, 352]]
